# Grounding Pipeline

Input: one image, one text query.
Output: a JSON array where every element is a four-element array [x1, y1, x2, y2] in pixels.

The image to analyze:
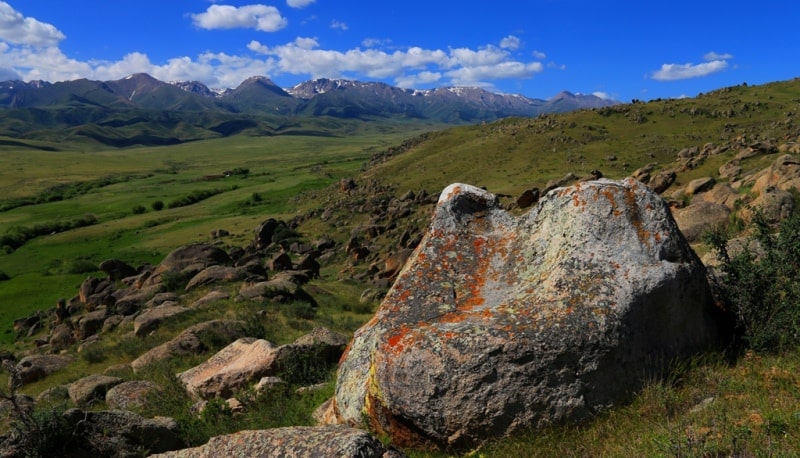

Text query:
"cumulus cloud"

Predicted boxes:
[[532, 50, 546, 60], [191, 4, 287, 32], [651, 51, 733, 81], [330, 20, 348, 31], [592, 91, 612, 100], [704, 51, 733, 61], [0, 1, 65, 47], [287, 0, 315, 8], [499, 35, 521, 50]]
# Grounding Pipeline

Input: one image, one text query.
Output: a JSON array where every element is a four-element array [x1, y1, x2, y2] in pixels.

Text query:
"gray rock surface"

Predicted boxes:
[[133, 302, 189, 337], [332, 179, 728, 448], [67, 374, 124, 406], [149, 425, 398, 458]]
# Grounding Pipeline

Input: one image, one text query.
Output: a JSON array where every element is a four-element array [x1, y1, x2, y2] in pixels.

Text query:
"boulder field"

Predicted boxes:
[[331, 178, 731, 449]]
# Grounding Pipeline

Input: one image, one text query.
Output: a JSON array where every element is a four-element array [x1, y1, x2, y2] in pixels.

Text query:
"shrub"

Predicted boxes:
[[151, 200, 164, 211], [132, 205, 146, 215], [0, 270, 9, 281], [705, 207, 800, 353]]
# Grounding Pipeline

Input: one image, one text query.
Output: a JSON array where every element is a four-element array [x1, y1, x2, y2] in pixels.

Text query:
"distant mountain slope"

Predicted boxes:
[[0, 73, 619, 146]]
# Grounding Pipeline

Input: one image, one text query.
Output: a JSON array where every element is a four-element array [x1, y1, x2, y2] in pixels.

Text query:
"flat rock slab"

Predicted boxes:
[[149, 425, 398, 458], [333, 179, 728, 449], [178, 337, 279, 399], [133, 302, 189, 337]]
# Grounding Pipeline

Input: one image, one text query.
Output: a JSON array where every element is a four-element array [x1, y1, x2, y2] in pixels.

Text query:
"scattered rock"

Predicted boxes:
[[685, 177, 716, 195], [131, 320, 249, 373], [67, 374, 124, 407], [185, 265, 247, 291], [105, 380, 162, 410], [178, 337, 280, 400], [99, 259, 138, 281], [133, 303, 190, 337], [148, 425, 396, 458], [673, 201, 731, 243], [13, 354, 73, 386]]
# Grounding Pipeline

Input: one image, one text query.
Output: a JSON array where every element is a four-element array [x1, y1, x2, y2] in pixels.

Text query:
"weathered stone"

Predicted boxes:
[[647, 170, 676, 193], [76, 309, 109, 339], [190, 290, 230, 308], [185, 266, 247, 291], [139, 243, 231, 288], [105, 380, 161, 410], [49, 323, 76, 351], [516, 188, 540, 209], [145, 292, 179, 309], [741, 186, 795, 225], [333, 180, 728, 449], [131, 320, 249, 373], [673, 201, 731, 243], [99, 259, 138, 281], [61, 408, 184, 457], [238, 275, 317, 305], [133, 302, 189, 337], [178, 337, 280, 399], [67, 374, 124, 406], [148, 425, 396, 458], [752, 154, 800, 195], [701, 183, 743, 210], [269, 252, 293, 272], [685, 176, 716, 195], [14, 354, 73, 386]]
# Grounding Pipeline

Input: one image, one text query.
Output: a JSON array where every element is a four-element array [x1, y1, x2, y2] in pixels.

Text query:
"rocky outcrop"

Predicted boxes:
[[672, 201, 731, 243], [332, 180, 729, 449], [149, 425, 400, 458]]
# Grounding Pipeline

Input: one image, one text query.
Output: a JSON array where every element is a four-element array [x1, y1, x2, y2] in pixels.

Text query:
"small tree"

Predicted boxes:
[[151, 200, 164, 211], [705, 207, 800, 352]]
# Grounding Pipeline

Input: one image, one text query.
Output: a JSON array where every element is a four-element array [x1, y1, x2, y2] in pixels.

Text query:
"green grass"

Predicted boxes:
[[0, 122, 432, 343]]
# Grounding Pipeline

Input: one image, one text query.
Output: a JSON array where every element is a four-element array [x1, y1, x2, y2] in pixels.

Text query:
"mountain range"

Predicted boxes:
[[0, 73, 618, 146]]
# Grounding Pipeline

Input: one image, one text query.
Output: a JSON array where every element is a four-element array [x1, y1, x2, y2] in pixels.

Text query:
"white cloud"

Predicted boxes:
[[592, 91, 612, 100], [499, 35, 521, 50], [330, 20, 348, 31], [651, 51, 733, 81], [651, 60, 729, 81], [532, 50, 546, 60], [191, 4, 287, 32], [704, 51, 733, 61], [395, 71, 442, 88], [287, 0, 315, 8], [0, 1, 65, 47], [362, 38, 391, 48]]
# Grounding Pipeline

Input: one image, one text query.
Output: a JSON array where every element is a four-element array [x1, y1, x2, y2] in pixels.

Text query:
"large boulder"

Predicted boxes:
[[672, 201, 731, 243], [149, 425, 398, 458], [105, 380, 162, 410], [332, 180, 728, 449]]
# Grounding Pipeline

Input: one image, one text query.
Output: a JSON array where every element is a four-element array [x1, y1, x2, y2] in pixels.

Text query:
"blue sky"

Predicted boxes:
[[0, 1, 797, 102]]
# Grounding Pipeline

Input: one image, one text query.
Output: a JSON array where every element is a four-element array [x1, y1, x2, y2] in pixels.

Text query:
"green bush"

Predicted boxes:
[[151, 200, 164, 211], [132, 205, 146, 214], [0, 270, 9, 281], [705, 207, 800, 353]]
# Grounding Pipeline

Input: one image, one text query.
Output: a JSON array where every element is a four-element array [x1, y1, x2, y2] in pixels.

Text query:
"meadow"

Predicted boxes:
[[0, 120, 434, 346]]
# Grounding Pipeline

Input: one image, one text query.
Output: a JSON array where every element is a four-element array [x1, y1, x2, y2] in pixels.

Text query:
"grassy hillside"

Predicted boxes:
[[363, 79, 800, 198], [0, 120, 436, 344], [0, 78, 799, 456]]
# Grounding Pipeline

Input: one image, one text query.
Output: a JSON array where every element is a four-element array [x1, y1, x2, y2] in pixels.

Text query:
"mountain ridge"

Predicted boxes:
[[0, 73, 619, 146]]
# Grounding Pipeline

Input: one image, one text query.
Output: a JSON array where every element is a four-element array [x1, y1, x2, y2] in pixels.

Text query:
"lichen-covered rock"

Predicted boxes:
[[148, 425, 399, 458], [13, 354, 73, 386], [333, 179, 729, 449]]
